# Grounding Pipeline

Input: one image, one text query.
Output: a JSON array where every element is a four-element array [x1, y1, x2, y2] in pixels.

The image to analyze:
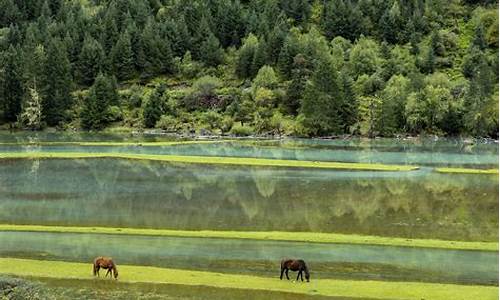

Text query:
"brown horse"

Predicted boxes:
[[280, 258, 310, 282], [93, 257, 118, 279]]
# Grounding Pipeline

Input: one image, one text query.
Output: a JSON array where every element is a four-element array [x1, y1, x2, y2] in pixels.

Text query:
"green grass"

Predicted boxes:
[[435, 167, 499, 175], [0, 258, 497, 300], [0, 224, 496, 251], [0, 152, 419, 171]]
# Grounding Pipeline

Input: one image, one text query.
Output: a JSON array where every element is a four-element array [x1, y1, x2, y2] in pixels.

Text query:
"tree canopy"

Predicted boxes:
[[0, 0, 497, 137]]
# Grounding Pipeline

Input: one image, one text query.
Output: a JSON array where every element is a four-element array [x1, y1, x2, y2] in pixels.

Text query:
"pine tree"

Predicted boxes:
[[199, 32, 224, 67], [339, 69, 357, 133], [43, 38, 72, 126], [1, 45, 23, 123], [236, 34, 259, 79], [0, 0, 21, 27], [300, 57, 342, 136], [321, 0, 364, 41], [143, 84, 166, 128], [77, 35, 105, 85], [472, 23, 487, 51], [279, 0, 311, 25], [80, 74, 114, 130], [110, 31, 135, 80], [285, 54, 311, 115]]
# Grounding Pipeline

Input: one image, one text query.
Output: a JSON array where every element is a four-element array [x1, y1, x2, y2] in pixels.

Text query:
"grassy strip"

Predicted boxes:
[[435, 167, 499, 175], [0, 140, 231, 147], [0, 152, 419, 171], [0, 258, 497, 300], [0, 224, 496, 251]]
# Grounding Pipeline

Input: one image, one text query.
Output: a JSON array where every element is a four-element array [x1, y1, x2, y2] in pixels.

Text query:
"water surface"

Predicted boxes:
[[0, 159, 497, 241], [0, 231, 496, 285]]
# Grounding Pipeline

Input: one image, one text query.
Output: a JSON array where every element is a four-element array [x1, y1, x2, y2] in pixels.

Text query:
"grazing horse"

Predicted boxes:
[[93, 257, 118, 279], [280, 258, 310, 282]]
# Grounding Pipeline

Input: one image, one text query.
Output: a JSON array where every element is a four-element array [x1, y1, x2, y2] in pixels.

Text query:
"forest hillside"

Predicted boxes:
[[0, 0, 498, 137]]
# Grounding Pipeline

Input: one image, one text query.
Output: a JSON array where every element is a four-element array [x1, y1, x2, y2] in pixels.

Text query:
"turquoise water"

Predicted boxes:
[[0, 131, 497, 167], [0, 231, 497, 285], [0, 143, 498, 167]]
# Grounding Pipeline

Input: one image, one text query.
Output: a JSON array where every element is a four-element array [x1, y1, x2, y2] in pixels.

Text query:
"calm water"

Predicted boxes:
[[0, 141, 498, 167], [0, 158, 497, 241], [0, 131, 497, 167], [0, 231, 497, 285]]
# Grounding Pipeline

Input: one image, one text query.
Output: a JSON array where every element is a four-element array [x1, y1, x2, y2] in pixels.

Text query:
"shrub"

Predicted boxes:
[[155, 115, 178, 131], [107, 106, 123, 122], [229, 122, 254, 136], [183, 76, 222, 110]]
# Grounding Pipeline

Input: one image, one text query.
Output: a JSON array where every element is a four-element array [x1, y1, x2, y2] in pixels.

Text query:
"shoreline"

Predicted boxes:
[[0, 129, 498, 144]]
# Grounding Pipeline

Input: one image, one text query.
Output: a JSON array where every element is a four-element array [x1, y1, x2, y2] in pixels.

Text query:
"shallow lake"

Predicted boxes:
[[0, 231, 496, 285], [0, 133, 497, 289]]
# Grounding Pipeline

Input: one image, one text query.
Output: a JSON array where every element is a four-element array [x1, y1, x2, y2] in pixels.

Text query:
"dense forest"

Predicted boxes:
[[0, 0, 498, 137]]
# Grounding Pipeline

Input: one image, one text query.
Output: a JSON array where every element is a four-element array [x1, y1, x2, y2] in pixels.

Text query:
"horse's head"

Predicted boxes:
[[304, 264, 310, 282], [305, 272, 310, 282], [113, 267, 119, 279]]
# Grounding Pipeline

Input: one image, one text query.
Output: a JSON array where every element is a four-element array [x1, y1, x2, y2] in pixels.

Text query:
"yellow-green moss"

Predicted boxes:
[[435, 168, 499, 175], [0, 152, 419, 171], [0, 258, 496, 300], [0, 224, 496, 251]]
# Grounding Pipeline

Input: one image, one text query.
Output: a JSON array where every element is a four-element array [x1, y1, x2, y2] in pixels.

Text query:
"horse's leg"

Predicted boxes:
[[296, 271, 301, 281], [300, 270, 304, 281], [285, 269, 290, 280], [96, 266, 100, 277], [106, 268, 111, 278], [280, 267, 285, 280]]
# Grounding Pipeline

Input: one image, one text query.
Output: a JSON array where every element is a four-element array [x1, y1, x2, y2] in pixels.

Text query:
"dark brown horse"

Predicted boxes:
[[280, 258, 310, 282], [93, 257, 118, 279]]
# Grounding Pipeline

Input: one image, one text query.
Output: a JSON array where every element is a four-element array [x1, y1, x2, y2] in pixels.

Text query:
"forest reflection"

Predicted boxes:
[[0, 158, 496, 242]]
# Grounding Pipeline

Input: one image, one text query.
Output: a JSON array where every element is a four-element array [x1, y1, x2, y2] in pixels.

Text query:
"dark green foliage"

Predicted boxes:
[[199, 33, 224, 67], [236, 34, 259, 78], [0, 46, 23, 122], [279, 0, 310, 25], [0, 0, 21, 27], [300, 57, 342, 136], [42, 38, 72, 126], [285, 54, 311, 115], [0, 0, 496, 137], [321, 0, 364, 42], [143, 84, 167, 128], [77, 35, 105, 85], [338, 69, 357, 133], [80, 74, 116, 130], [141, 19, 174, 77], [110, 31, 135, 81]]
